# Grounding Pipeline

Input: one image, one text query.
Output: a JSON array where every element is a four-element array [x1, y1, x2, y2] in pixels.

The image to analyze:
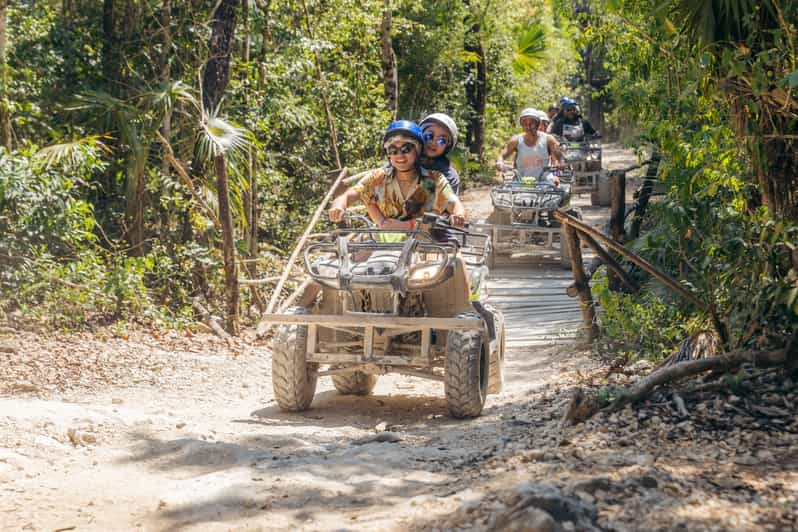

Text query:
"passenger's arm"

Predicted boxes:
[[447, 196, 467, 227]]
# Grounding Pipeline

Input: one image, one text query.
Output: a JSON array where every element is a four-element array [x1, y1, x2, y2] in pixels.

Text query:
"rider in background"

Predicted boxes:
[[328, 120, 466, 229], [420, 113, 460, 195], [546, 103, 559, 122], [549, 97, 597, 141], [496, 108, 564, 187]]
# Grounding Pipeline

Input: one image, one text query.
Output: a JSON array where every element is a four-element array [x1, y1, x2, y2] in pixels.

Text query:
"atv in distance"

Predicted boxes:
[[259, 213, 505, 419], [558, 133, 609, 205], [473, 166, 581, 269]]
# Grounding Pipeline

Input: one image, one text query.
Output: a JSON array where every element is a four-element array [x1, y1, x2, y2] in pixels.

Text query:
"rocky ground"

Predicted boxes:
[[2, 322, 796, 531]]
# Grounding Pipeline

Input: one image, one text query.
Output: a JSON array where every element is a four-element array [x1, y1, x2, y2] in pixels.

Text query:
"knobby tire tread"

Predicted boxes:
[[271, 307, 317, 411]]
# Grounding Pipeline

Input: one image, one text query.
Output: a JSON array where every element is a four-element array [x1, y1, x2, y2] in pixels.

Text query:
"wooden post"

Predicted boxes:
[[564, 225, 599, 343], [555, 209, 728, 346], [608, 170, 626, 291], [628, 153, 660, 240], [579, 232, 639, 293]]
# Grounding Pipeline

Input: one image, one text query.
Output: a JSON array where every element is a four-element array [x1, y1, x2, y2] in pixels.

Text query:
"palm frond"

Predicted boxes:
[[35, 135, 112, 168], [197, 117, 252, 160], [149, 80, 199, 115], [669, 0, 761, 44], [513, 24, 547, 75]]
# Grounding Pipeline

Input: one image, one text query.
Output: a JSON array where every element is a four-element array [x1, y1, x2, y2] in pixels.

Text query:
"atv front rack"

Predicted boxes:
[[305, 231, 457, 293], [490, 184, 569, 226], [561, 139, 603, 193]]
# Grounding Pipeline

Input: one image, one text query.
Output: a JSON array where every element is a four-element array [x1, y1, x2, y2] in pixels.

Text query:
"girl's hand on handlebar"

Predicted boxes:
[[328, 206, 345, 223]]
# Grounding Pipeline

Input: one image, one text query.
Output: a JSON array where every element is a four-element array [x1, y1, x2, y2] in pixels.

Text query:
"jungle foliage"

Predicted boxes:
[[572, 0, 798, 358], [0, 0, 575, 329]]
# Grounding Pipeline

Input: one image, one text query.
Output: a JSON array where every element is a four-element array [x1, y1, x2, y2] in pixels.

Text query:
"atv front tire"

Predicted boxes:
[[271, 307, 318, 412], [445, 312, 488, 418], [331, 370, 378, 395]]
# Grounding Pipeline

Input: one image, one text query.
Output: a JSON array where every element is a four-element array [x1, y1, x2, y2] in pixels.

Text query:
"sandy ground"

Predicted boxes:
[[1, 144, 796, 531]]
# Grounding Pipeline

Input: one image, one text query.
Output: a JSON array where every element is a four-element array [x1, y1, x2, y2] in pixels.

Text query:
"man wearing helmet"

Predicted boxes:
[[549, 97, 597, 141], [419, 113, 460, 194], [328, 120, 466, 229], [496, 107, 564, 186]]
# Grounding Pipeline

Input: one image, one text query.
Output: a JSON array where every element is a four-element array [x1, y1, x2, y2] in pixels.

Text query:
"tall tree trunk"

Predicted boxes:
[[464, 21, 486, 162], [0, 0, 12, 150], [102, 0, 120, 95], [125, 142, 148, 254], [255, 0, 272, 90], [215, 153, 240, 333], [202, 0, 239, 113], [160, 0, 172, 173], [380, 0, 398, 119], [202, 0, 240, 334]]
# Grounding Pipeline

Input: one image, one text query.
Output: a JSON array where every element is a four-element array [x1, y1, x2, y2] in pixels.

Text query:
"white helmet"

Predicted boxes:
[[420, 113, 458, 153], [519, 107, 541, 125], [533, 109, 549, 123]]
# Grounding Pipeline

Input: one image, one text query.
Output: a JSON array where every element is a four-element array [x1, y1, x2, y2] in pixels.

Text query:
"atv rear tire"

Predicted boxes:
[[271, 307, 318, 412], [331, 371, 378, 395], [445, 312, 488, 418], [485, 304, 506, 395]]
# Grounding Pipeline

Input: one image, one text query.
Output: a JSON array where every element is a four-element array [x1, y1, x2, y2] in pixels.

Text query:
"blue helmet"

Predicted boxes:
[[383, 120, 424, 147], [560, 97, 578, 109]]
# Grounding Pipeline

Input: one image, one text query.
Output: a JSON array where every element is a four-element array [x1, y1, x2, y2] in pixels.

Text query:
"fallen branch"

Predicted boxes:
[[563, 345, 789, 425], [192, 298, 235, 349], [238, 276, 281, 285]]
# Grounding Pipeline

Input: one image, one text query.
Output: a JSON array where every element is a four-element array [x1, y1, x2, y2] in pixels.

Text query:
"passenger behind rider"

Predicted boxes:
[[495, 107, 564, 187], [328, 120, 466, 230], [548, 97, 597, 141], [534, 109, 551, 132], [419, 113, 461, 195]]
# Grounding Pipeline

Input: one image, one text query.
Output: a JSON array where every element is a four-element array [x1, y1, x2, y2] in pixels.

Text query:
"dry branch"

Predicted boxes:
[[192, 298, 235, 349], [263, 168, 348, 316], [563, 345, 789, 425], [155, 130, 221, 227]]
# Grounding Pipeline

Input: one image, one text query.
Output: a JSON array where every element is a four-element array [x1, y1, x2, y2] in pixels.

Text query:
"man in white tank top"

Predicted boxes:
[[496, 108, 564, 186]]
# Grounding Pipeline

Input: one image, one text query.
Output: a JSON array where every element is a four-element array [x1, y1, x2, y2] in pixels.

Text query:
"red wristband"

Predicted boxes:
[[409, 220, 415, 231]]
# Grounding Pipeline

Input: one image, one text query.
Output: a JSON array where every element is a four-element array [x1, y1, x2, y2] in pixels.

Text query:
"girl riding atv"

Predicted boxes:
[[328, 120, 466, 230]]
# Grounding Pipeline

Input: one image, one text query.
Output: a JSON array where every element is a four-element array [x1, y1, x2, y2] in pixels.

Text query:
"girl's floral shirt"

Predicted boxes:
[[353, 167, 456, 220]]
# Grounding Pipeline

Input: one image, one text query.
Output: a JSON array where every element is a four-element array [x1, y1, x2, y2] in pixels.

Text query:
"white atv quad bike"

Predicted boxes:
[[558, 131, 608, 205], [474, 166, 581, 269], [261, 213, 505, 419]]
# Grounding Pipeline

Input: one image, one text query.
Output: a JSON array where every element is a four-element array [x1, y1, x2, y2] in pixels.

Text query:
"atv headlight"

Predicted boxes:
[[410, 265, 439, 281]]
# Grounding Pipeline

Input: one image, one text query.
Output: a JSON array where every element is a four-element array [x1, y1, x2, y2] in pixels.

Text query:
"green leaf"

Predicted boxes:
[[786, 69, 798, 88]]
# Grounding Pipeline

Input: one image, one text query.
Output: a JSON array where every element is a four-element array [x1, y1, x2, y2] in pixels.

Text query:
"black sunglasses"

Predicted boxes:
[[386, 143, 416, 156]]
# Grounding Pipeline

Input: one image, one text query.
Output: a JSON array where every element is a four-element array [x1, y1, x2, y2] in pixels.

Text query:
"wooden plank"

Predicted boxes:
[[259, 313, 482, 329], [306, 352, 429, 366]]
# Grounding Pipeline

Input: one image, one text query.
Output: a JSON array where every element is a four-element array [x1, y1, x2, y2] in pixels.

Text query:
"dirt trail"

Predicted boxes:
[[2, 144, 796, 531]]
